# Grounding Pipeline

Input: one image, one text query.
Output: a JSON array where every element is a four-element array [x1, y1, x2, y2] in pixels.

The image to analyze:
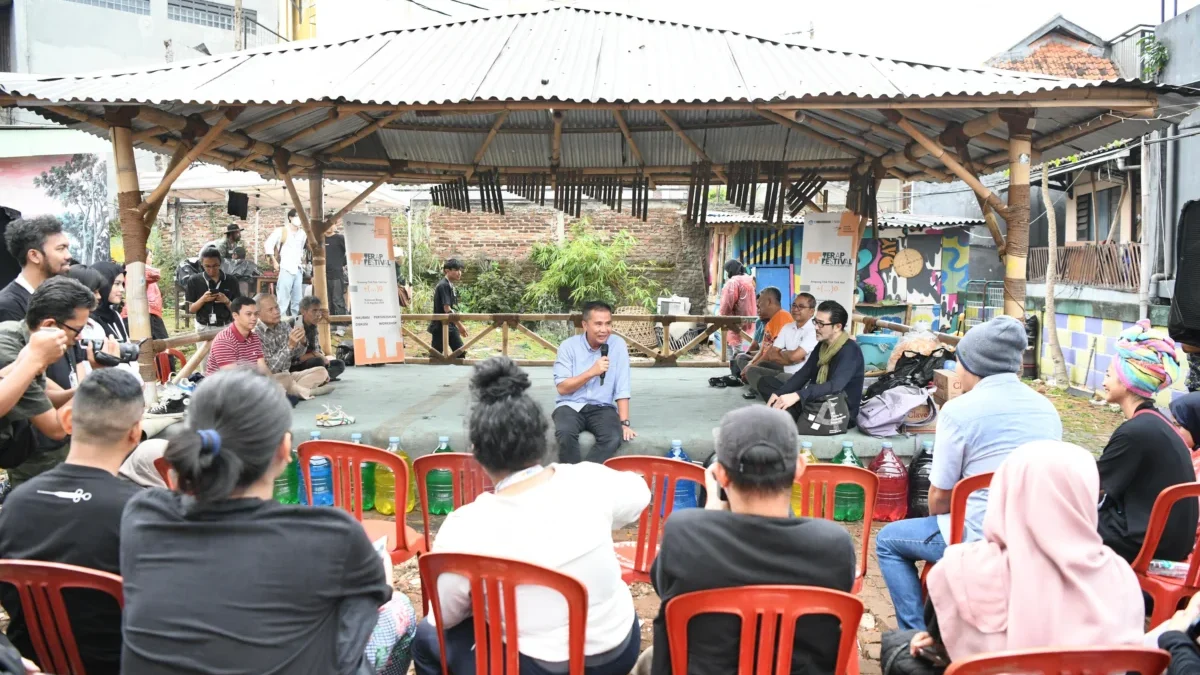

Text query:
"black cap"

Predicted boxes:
[[224, 223, 243, 234], [443, 258, 464, 270], [715, 406, 797, 480]]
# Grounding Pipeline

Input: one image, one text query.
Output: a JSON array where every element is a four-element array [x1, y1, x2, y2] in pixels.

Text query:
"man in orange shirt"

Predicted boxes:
[[739, 287, 792, 401]]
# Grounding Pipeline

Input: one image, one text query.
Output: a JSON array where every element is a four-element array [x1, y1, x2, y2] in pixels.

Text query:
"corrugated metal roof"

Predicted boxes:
[[0, 5, 1181, 106], [878, 214, 985, 228]]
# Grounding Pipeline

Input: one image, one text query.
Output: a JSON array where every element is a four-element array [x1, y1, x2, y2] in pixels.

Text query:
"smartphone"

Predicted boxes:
[[918, 646, 950, 668], [294, 316, 305, 330]]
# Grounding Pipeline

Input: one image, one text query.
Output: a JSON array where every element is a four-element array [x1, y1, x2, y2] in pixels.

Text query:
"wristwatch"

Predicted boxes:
[[621, 420, 631, 427]]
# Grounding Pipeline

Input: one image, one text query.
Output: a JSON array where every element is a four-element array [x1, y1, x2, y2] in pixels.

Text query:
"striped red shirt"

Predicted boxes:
[[206, 323, 265, 375]]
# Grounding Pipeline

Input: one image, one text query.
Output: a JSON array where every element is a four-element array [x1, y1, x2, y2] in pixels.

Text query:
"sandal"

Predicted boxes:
[[316, 405, 356, 427], [708, 377, 727, 388]]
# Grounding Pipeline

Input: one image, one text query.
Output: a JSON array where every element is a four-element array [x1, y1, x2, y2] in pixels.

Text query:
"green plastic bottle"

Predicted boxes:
[[833, 441, 865, 522], [351, 433, 375, 511], [273, 450, 298, 504], [426, 436, 455, 516]]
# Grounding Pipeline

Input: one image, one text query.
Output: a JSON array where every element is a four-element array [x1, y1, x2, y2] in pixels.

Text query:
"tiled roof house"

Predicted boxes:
[[986, 15, 1121, 79]]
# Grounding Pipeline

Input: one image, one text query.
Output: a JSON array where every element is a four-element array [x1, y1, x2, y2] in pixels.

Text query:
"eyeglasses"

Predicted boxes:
[[59, 322, 85, 336], [811, 319, 831, 328]]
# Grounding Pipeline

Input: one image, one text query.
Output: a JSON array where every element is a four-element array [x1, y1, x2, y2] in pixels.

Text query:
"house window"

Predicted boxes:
[[1076, 187, 1122, 242], [168, 0, 258, 33], [63, 0, 150, 14], [1076, 193, 1092, 241]]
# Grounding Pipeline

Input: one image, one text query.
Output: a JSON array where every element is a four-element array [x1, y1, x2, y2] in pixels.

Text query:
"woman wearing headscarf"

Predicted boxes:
[[909, 441, 1144, 663], [1098, 319, 1196, 563], [718, 259, 756, 355], [91, 262, 129, 342]]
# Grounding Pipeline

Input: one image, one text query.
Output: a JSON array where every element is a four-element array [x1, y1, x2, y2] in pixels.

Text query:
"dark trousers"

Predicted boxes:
[[327, 277, 348, 316], [413, 616, 640, 675], [755, 371, 792, 401], [291, 356, 346, 380], [429, 324, 463, 356], [553, 404, 622, 464]]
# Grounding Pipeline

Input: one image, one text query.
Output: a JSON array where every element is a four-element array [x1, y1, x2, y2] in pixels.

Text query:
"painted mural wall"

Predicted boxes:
[[0, 154, 112, 265]]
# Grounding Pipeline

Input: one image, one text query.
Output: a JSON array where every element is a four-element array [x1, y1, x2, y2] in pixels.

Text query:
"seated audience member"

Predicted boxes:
[[204, 296, 268, 376], [0, 215, 72, 323], [718, 259, 757, 356], [720, 309, 768, 388], [737, 287, 792, 400], [66, 265, 108, 342], [255, 294, 332, 399], [552, 301, 637, 464], [292, 296, 345, 381], [1154, 594, 1200, 674], [185, 246, 239, 329], [767, 300, 865, 421], [91, 262, 129, 342], [1170, 391, 1200, 450], [120, 370, 415, 675], [875, 314, 1062, 630], [413, 357, 648, 675], [750, 293, 818, 401], [118, 439, 169, 489], [910, 442, 1143, 663], [1098, 320, 1197, 563], [644, 406, 854, 675], [0, 368, 146, 675]]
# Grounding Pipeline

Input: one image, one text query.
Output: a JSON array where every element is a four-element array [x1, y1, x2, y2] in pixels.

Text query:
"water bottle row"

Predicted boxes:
[[271, 433, 459, 516]]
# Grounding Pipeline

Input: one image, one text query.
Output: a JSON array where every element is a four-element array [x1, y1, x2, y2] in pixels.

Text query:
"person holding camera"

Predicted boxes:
[[186, 247, 240, 330]]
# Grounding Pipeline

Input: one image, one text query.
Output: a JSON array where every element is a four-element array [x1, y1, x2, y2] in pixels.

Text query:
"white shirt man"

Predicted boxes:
[[773, 319, 817, 375], [263, 210, 308, 317]]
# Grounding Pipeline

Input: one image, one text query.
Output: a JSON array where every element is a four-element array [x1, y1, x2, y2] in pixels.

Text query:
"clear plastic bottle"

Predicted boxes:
[[426, 437, 455, 515], [351, 433, 375, 511], [375, 436, 399, 515], [869, 442, 909, 521], [832, 441, 865, 522], [791, 441, 818, 516], [662, 440, 698, 514], [908, 440, 935, 518]]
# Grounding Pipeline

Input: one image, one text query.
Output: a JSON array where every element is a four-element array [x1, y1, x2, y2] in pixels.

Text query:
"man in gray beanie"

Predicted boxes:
[[875, 315, 1063, 631], [642, 406, 854, 675]]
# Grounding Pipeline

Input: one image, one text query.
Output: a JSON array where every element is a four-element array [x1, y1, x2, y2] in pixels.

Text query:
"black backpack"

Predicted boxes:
[[863, 347, 956, 401]]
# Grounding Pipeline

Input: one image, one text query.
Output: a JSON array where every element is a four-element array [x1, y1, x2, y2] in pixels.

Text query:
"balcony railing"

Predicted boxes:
[[1027, 242, 1141, 292]]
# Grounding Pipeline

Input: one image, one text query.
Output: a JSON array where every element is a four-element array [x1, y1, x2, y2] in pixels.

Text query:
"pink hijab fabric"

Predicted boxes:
[[927, 441, 1144, 661]]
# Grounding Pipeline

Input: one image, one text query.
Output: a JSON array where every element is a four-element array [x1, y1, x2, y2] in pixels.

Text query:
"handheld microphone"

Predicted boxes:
[[599, 343, 609, 385]]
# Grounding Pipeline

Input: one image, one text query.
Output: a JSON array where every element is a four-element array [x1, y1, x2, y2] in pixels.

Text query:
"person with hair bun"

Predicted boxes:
[[412, 356, 649, 675], [119, 369, 415, 675]]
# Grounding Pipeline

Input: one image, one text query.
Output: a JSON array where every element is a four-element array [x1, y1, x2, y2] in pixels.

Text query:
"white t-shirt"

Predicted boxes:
[[263, 225, 308, 274], [428, 462, 650, 662], [774, 319, 818, 374]]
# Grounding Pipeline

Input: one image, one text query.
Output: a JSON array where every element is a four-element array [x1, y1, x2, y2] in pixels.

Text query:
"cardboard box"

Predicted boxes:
[[933, 368, 963, 402]]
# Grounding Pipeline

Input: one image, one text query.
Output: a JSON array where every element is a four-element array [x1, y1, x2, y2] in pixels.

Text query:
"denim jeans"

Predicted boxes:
[[875, 516, 947, 631], [276, 268, 303, 317]]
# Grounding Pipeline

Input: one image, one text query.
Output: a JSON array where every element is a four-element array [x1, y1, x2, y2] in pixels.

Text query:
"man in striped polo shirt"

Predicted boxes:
[[205, 296, 269, 377]]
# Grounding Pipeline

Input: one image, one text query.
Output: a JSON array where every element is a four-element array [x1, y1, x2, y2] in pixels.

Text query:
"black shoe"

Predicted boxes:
[[742, 390, 757, 400], [722, 375, 745, 387], [147, 395, 188, 418]]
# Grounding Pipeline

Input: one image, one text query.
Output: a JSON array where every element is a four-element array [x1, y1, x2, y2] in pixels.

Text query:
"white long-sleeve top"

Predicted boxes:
[[429, 462, 650, 662]]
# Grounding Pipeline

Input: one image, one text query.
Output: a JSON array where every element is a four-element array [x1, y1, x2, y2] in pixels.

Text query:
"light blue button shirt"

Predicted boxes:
[[929, 373, 1063, 544], [553, 334, 632, 411]]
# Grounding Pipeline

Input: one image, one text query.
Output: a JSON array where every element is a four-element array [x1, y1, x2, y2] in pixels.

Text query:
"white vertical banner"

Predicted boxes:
[[345, 212, 405, 365], [799, 211, 856, 312]]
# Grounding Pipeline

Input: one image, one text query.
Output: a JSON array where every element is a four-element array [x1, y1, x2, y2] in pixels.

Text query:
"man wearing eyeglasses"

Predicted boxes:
[[767, 300, 866, 425]]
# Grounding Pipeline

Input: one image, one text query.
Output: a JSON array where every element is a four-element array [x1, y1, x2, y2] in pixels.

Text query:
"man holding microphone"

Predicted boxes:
[[552, 301, 636, 464]]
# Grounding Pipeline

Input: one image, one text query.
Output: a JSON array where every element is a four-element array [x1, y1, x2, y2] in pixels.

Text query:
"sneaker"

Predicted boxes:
[[147, 395, 188, 418], [316, 404, 355, 427]]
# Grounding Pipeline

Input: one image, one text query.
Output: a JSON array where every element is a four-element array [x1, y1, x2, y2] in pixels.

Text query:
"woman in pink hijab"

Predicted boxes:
[[913, 440, 1144, 662]]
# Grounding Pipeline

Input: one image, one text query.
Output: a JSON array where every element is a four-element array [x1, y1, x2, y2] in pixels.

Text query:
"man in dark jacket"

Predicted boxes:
[[767, 300, 865, 424]]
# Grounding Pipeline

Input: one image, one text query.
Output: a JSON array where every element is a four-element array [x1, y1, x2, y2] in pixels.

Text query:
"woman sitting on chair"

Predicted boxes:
[[119, 370, 416, 675], [412, 356, 649, 675]]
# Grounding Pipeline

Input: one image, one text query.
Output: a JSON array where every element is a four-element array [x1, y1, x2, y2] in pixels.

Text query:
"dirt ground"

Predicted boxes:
[[390, 512, 892, 675]]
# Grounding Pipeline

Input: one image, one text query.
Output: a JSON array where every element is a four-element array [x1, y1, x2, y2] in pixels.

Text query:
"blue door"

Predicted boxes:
[[754, 265, 793, 309]]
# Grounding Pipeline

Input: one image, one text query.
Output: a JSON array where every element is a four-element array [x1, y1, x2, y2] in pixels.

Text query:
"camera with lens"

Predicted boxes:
[[82, 339, 140, 367]]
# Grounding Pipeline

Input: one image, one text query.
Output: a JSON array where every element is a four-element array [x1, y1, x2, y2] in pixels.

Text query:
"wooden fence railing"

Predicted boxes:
[[852, 313, 961, 347], [1027, 242, 1141, 292], [151, 313, 758, 368]]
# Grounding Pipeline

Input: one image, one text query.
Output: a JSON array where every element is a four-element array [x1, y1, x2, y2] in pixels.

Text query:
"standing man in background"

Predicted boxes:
[[323, 230, 349, 317], [429, 258, 467, 356], [264, 209, 308, 318], [199, 223, 242, 259], [185, 247, 239, 330]]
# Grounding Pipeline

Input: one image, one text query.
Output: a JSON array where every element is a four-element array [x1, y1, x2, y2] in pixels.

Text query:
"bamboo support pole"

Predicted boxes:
[[140, 141, 191, 232], [657, 110, 728, 181], [954, 140, 1007, 258], [308, 167, 332, 355], [319, 109, 408, 157], [611, 110, 645, 166], [175, 341, 211, 382], [278, 108, 341, 148], [550, 110, 564, 167], [501, 321, 509, 357], [755, 109, 864, 160], [138, 112, 236, 213], [273, 154, 312, 234], [817, 110, 909, 143], [887, 111, 1010, 219], [134, 106, 315, 169], [469, 111, 510, 173], [131, 126, 169, 142], [240, 104, 328, 136], [110, 124, 158, 387], [328, 177, 388, 224], [1003, 113, 1033, 318], [979, 112, 1125, 168]]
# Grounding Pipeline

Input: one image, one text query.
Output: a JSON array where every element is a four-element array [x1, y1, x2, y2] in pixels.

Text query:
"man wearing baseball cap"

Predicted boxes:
[[876, 315, 1062, 631], [644, 406, 854, 675], [199, 223, 242, 260], [429, 258, 468, 356]]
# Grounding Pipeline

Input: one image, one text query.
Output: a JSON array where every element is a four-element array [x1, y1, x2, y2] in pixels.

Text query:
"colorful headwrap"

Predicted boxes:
[[1114, 319, 1183, 399]]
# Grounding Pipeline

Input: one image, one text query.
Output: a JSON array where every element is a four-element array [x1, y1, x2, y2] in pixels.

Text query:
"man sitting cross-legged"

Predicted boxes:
[[292, 296, 345, 382], [640, 405, 855, 675], [254, 293, 333, 399], [0, 368, 146, 675], [205, 295, 269, 376]]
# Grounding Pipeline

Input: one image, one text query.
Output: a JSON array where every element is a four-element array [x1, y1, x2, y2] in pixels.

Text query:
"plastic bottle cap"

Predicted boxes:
[[310, 431, 321, 439], [438, 436, 450, 443], [671, 440, 682, 447], [842, 441, 853, 448], [882, 442, 892, 449], [351, 433, 362, 441], [801, 442, 812, 448], [389, 437, 400, 443]]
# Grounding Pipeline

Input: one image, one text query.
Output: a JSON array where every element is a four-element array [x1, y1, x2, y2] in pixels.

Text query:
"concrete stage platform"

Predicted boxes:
[[292, 366, 931, 463]]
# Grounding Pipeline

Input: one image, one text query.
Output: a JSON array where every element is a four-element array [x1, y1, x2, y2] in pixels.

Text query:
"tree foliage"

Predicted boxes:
[[33, 154, 111, 264], [525, 224, 663, 310]]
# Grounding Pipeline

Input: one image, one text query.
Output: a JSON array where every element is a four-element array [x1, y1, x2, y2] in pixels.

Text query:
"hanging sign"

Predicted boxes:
[[345, 213, 405, 365], [799, 211, 856, 313]]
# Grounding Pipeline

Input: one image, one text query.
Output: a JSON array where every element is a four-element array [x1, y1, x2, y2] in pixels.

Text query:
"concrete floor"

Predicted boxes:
[[294, 364, 930, 461]]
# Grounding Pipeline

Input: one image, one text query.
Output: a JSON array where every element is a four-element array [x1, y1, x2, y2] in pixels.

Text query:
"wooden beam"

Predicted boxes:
[[137, 111, 238, 214], [887, 111, 1009, 219], [141, 141, 191, 230], [611, 109, 645, 166], [277, 108, 340, 148], [816, 110, 908, 144], [657, 109, 715, 162], [466, 111, 510, 179], [318, 109, 407, 157], [135, 106, 315, 168], [962, 111, 1004, 138], [1003, 113, 1033, 318], [550, 110, 564, 167], [756, 109, 864, 160], [273, 153, 311, 234], [131, 125, 170, 142], [955, 140, 1007, 257], [328, 176, 388, 224], [240, 104, 327, 136], [980, 112, 1125, 168]]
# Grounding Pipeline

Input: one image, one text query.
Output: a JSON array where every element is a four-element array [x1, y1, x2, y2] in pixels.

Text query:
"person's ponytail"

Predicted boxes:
[[165, 427, 246, 503]]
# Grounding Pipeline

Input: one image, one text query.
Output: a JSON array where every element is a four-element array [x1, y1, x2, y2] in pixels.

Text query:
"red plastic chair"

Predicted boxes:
[[665, 585, 863, 675], [792, 465, 879, 594], [152, 456, 172, 488], [413, 452, 495, 552], [154, 348, 185, 384], [943, 646, 1170, 675], [920, 471, 994, 596], [419, 552, 589, 675], [603, 455, 707, 584], [298, 440, 427, 564], [0, 560, 124, 675], [1131, 482, 1200, 626]]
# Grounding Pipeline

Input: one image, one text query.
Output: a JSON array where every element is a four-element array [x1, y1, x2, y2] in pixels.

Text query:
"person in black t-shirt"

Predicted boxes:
[[645, 406, 855, 675], [1097, 320, 1197, 563], [185, 247, 240, 329], [0, 368, 146, 675], [428, 258, 467, 356], [324, 232, 349, 316]]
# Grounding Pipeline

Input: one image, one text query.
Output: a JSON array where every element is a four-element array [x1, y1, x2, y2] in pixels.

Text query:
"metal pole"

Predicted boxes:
[[234, 0, 244, 50], [407, 205, 414, 284]]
